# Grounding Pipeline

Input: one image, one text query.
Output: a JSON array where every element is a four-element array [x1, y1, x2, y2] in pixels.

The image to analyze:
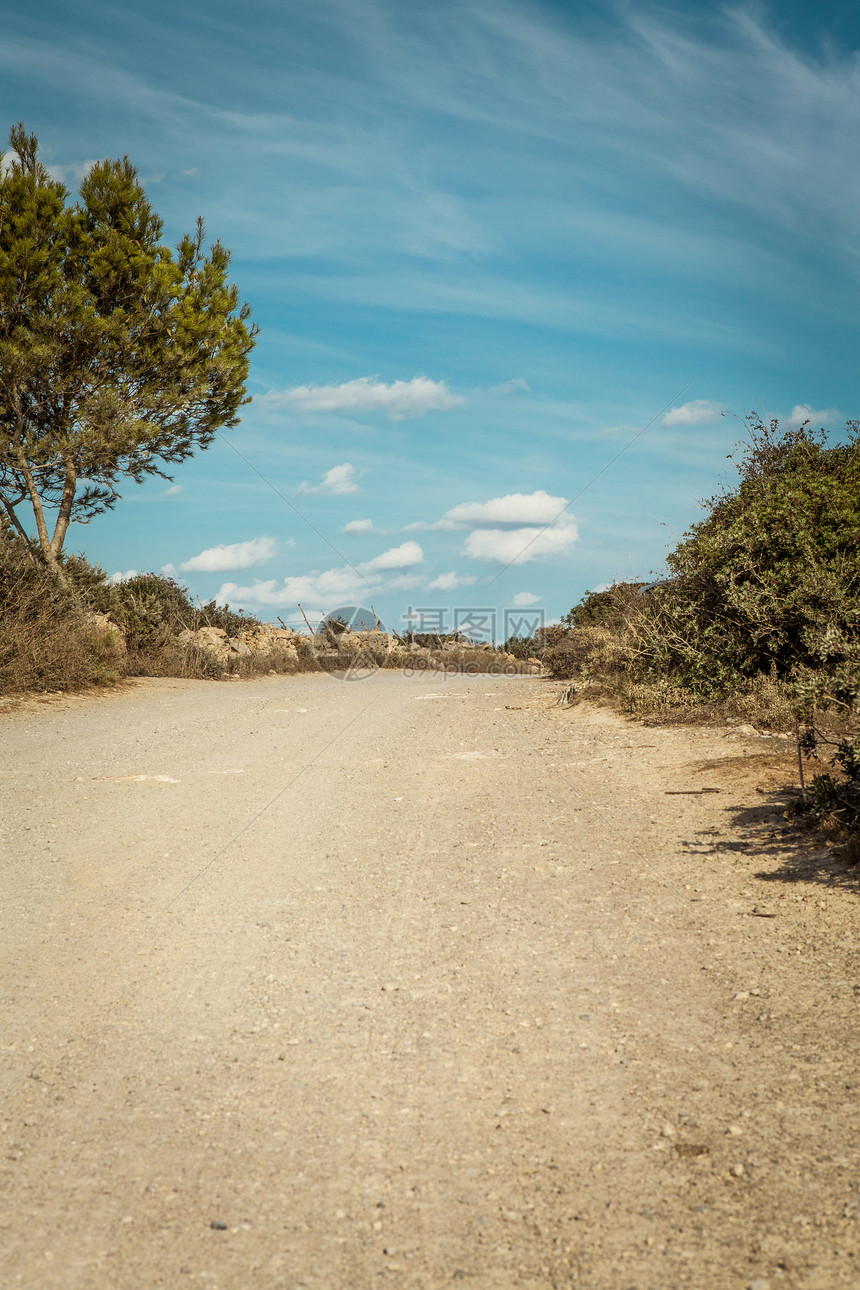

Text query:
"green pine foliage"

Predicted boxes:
[[0, 124, 257, 570]]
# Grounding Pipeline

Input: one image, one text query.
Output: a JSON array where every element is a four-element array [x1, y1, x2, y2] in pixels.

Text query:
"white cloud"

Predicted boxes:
[[788, 404, 835, 427], [217, 543, 424, 608], [161, 562, 178, 578], [427, 571, 478, 591], [108, 569, 138, 584], [408, 490, 576, 565], [268, 376, 462, 420], [512, 591, 540, 606], [163, 484, 183, 497], [220, 570, 365, 606], [463, 519, 579, 565], [362, 541, 424, 572], [298, 462, 359, 495], [662, 399, 723, 426], [423, 490, 569, 531], [488, 377, 531, 395], [179, 536, 276, 573], [341, 518, 375, 534], [45, 159, 98, 187]]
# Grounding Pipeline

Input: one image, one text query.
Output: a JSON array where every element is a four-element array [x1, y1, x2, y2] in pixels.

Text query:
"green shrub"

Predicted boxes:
[[88, 572, 263, 655], [504, 635, 540, 660], [552, 414, 860, 833], [647, 417, 859, 696]]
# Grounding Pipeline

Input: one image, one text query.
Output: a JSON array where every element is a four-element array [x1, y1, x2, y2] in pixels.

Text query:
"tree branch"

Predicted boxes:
[[0, 492, 37, 557]]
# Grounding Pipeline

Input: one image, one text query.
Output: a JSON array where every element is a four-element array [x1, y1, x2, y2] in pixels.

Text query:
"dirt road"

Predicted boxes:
[[1, 670, 858, 1289]]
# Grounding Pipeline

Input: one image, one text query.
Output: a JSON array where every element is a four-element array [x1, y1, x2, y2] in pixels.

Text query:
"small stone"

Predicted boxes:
[[731, 1163, 745, 1177], [748, 1280, 770, 1290], [727, 1125, 743, 1137], [733, 991, 749, 1001], [660, 1123, 676, 1138], [210, 1220, 228, 1231]]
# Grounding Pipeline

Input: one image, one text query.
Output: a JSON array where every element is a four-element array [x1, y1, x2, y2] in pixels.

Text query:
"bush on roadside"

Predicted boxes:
[[0, 533, 122, 694], [550, 414, 860, 835]]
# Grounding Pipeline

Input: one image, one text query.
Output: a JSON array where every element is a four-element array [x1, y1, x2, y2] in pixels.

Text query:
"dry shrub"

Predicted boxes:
[[544, 623, 633, 687], [427, 646, 534, 674], [0, 535, 123, 694], [225, 644, 314, 678]]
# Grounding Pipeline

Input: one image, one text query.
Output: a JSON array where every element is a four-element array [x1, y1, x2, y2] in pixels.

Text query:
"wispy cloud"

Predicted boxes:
[[297, 463, 360, 495], [512, 591, 540, 607], [427, 571, 478, 591], [267, 376, 462, 420], [663, 399, 722, 427], [487, 377, 531, 395], [179, 536, 276, 573], [162, 483, 183, 497]]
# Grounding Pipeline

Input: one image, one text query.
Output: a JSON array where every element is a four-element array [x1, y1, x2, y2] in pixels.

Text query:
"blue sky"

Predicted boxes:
[[3, 0, 859, 635]]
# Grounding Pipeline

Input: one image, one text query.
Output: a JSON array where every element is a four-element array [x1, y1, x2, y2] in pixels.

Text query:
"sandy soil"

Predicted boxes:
[[1, 669, 858, 1290]]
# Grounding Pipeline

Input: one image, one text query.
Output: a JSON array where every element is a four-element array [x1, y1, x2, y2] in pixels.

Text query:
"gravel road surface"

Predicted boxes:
[[1, 670, 858, 1289]]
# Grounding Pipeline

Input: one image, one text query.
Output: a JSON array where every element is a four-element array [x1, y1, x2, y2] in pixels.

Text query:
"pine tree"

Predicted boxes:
[[0, 124, 257, 571]]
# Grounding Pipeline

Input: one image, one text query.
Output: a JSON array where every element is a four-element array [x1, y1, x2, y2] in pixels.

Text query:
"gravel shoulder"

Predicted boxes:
[[1, 670, 858, 1289]]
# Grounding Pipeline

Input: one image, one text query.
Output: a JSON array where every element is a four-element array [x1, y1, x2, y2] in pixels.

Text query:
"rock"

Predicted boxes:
[[210, 1219, 228, 1230], [196, 626, 228, 648], [84, 611, 127, 653], [178, 623, 300, 666], [731, 1162, 745, 1177]]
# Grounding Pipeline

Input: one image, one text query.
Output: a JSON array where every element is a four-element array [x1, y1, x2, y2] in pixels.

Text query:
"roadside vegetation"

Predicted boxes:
[[0, 533, 307, 692], [545, 415, 860, 850], [0, 533, 534, 696]]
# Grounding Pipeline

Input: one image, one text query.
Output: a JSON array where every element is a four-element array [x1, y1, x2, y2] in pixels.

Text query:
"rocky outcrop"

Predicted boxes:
[[176, 623, 302, 665], [125, 618, 540, 676]]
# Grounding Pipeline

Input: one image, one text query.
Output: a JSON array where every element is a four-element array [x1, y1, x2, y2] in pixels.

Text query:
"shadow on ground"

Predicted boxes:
[[723, 784, 860, 890]]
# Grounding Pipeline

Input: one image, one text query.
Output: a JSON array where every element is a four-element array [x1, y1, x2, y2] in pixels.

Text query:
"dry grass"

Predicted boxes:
[[0, 539, 124, 695], [425, 647, 537, 675]]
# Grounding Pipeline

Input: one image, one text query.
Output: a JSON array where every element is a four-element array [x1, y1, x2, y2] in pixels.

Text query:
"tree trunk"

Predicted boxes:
[[50, 459, 78, 560], [18, 463, 56, 563]]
